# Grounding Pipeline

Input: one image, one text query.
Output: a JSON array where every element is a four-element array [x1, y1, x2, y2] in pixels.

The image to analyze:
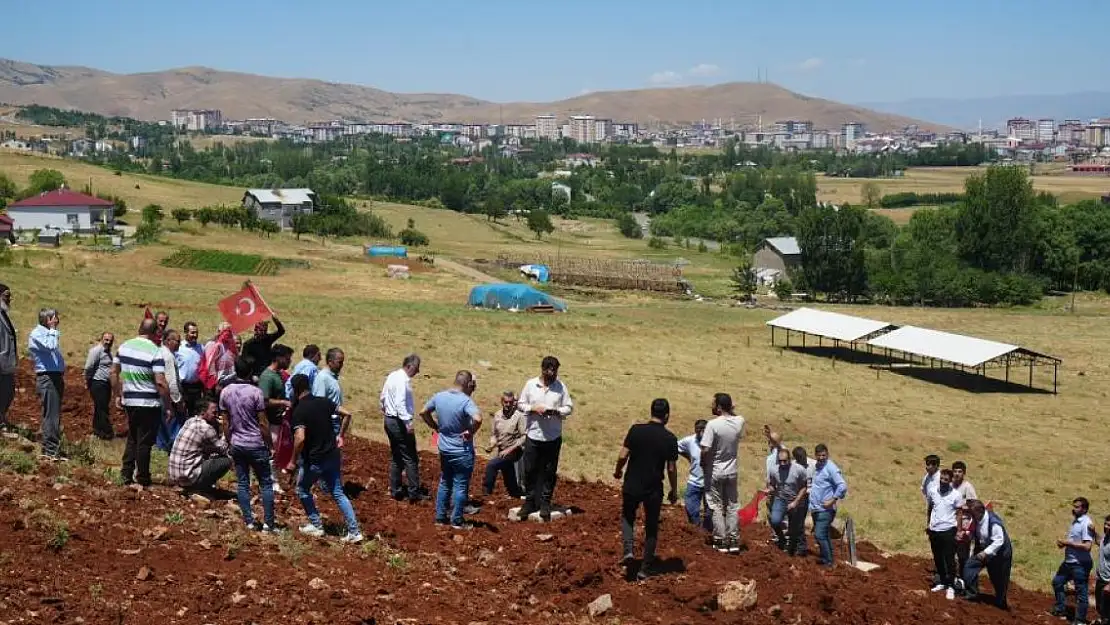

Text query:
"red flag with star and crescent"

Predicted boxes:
[[217, 282, 273, 334]]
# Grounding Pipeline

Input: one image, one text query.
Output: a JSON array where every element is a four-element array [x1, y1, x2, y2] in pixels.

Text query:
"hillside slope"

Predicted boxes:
[[0, 58, 944, 130]]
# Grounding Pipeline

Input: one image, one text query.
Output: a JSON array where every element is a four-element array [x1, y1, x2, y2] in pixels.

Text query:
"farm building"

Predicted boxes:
[[242, 188, 317, 229], [4, 188, 115, 234], [753, 236, 801, 280]]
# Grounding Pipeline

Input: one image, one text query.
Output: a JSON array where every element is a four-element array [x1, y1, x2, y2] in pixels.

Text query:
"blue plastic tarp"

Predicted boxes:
[[366, 245, 408, 258], [519, 264, 551, 283], [467, 283, 567, 312]]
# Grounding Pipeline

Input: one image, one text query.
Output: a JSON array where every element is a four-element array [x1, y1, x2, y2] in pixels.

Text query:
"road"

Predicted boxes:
[[631, 212, 721, 251]]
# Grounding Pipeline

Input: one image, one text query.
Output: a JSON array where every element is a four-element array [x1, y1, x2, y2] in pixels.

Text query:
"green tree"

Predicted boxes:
[[773, 278, 793, 301], [796, 202, 868, 300], [484, 190, 508, 222], [616, 212, 643, 239], [141, 204, 164, 223], [730, 258, 758, 301], [955, 165, 1040, 273], [526, 209, 555, 240], [133, 220, 161, 244], [290, 213, 309, 239], [25, 169, 66, 195], [399, 218, 430, 246], [860, 181, 882, 209], [170, 208, 192, 225], [196, 206, 215, 227], [0, 172, 16, 207]]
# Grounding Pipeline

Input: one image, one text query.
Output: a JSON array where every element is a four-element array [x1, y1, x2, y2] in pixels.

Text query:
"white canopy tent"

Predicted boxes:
[[766, 307, 897, 347]]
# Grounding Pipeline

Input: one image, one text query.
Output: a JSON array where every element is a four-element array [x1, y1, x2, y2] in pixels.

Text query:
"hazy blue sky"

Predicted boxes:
[[2, 0, 1106, 104]]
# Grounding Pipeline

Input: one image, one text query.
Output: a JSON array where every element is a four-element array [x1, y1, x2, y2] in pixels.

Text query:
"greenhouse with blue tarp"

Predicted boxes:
[[467, 283, 567, 312]]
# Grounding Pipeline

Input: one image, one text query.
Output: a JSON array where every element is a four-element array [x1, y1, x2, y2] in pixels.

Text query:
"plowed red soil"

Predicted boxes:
[[0, 363, 1067, 624]]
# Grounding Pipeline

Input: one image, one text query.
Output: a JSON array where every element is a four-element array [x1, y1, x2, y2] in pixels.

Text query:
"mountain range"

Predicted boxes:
[[0, 58, 941, 131], [860, 92, 1110, 131]]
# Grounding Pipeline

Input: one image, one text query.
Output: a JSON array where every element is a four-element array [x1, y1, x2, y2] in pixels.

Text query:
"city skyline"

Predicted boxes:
[[2, 0, 1108, 106]]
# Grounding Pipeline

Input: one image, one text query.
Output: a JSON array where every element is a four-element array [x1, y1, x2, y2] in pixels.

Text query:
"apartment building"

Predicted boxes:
[[535, 114, 560, 140], [1036, 119, 1055, 143], [1006, 117, 1036, 142], [841, 122, 866, 147], [568, 115, 597, 144], [594, 118, 612, 141], [170, 109, 223, 132]]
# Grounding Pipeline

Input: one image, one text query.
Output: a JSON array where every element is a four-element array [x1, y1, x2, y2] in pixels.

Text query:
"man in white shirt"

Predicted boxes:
[[763, 425, 783, 540], [516, 356, 573, 522], [700, 392, 746, 554], [926, 468, 965, 599], [676, 419, 708, 529], [960, 499, 1012, 610], [380, 354, 425, 503]]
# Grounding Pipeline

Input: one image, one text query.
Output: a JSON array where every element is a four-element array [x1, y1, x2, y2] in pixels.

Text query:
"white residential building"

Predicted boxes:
[[535, 115, 560, 140], [569, 115, 597, 144]]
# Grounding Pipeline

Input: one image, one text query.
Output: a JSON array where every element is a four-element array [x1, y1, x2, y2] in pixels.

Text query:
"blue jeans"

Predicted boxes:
[[296, 452, 359, 536], [1052, 561, 1091, 621], [231, 446, 274, 527], [771, 498, 806, 553], [684, 484, 711, 529], [812, 509, 837, 565], [436, 450, 475, 525]]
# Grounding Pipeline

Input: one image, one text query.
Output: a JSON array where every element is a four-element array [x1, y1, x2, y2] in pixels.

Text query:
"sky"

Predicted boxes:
[[2, 0, 1108, 104]]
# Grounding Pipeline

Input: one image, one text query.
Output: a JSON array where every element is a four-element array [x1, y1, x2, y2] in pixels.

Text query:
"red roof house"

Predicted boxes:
[[5, 188, 116, 234]]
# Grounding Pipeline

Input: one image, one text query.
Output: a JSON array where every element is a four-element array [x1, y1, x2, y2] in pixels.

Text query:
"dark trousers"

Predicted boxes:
[[1053, 561, 1092, 622], [384, 416, 421, 499], [621, 490, 663, 566], [928, 528, 959, 587], [770, 498, 808, 554], [483, 449, 523, 497], [963, 550, 1012, 609], [522, 437, 562, 514], [121, 405, 160, 486], [1095, 577, 1109, 622], [36, 372, 64, 457], [192, 456, 232, 491], [956, 539, 971, 584], [89, 379, 113, 439], [0, 372, 14, 425], [181, 382, 204, 419]]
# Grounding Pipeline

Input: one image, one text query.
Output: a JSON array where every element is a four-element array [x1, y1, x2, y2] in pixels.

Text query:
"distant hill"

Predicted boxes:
[[0, 57, 943, 131], [860, 92, 1110, 131]]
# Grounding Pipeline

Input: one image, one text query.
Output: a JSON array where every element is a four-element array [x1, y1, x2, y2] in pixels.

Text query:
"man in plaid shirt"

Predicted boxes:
[[168, 399, 232, 492]]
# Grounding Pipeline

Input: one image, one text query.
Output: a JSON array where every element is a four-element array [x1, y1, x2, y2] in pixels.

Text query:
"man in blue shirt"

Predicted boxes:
[[676, 419, 708, 529], [1051, 497, 1097, 623], [29, 308, 65, 460], [176, 322, 205, 418], [286, 344, 321, 401], [808, 443, 848, 567], [420, 371, 482, 529], [312, 347, 351, 441]]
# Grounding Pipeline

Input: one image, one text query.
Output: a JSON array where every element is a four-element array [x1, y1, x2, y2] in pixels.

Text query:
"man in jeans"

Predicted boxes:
[[613, 398, 678, 580], [168, 399, 232, 493], [84, 332, 116, 440], [767, 447, 809, 555], [287, 374, 362, 543], [700, 392, 745, 553], [516, 356, 573, 522], [1051, 497, 1097, 624], [676, 419, 708, 529], [420, 371, 482, 529], [114, 319, 170, 488], [380, 354, 425, 502], [808, 443, 848, 567], [483, 391, 526, 499], [220, 358, 276, 532]]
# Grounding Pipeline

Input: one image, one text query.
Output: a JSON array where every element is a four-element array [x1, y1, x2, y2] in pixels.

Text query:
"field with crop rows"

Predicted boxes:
[[160, 247, 308, 276]]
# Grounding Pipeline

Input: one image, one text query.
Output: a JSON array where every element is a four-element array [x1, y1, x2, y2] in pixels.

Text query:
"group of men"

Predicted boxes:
[[613, 392, 850, 579]]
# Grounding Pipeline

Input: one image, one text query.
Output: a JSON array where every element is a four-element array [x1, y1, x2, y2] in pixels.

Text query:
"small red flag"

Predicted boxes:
[[143, 306, 154, 320], [430, 432, 439, 449], [217, 282, 273, 334], [738, 490, 767, 527]]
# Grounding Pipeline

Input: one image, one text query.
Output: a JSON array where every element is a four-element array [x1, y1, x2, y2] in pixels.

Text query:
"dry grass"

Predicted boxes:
[[0, 151, 241, 208], [183, 134, 274, 150], [0, 120, 83, 141], [1, 161, 1105, 590], [820, 166, 1110, 205]]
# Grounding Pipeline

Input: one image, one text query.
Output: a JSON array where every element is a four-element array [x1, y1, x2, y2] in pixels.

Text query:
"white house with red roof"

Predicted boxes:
[[5, 187, 115, 234]]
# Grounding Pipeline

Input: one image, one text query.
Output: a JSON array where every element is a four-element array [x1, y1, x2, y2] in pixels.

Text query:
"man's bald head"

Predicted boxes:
[[138, 318, 157, 337], [454, 370, 475, 394]]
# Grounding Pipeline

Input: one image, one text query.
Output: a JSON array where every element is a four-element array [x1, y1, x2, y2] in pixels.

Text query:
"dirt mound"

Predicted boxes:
[[0, 363, 1062, 624]]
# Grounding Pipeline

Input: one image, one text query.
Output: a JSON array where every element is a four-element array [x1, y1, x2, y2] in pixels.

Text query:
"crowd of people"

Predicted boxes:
[[0, 280, 1107, 621]]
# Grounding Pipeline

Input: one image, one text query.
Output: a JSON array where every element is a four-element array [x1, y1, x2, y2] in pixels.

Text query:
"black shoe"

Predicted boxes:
[[1049, 609, 1068, 619], [636, 563, 655, 581], [539, 510, 552, 523], [516, 505, 536, 521], [463, 504, 481, 515], [408, 493, 430, 504], [619, 552, 634, 566]]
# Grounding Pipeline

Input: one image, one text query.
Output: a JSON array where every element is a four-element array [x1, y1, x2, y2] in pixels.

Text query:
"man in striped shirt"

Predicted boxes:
[[113, 319, 170, 489]]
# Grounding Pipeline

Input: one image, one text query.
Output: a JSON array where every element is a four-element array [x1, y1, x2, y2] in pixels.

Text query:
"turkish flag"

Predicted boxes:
[[217, 282, 273, 334], [737, 490, 767, 527]]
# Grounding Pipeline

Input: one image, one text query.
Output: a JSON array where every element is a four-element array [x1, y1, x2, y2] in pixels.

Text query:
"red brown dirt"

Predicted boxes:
[[7, 360, 129, 441], [0, 362, 1067, 624]]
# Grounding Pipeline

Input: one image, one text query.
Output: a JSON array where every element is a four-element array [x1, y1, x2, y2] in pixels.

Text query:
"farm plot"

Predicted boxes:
[[160, 247, 310, 276]]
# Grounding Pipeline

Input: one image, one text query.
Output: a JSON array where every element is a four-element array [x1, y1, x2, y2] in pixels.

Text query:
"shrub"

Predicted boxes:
[[647, 236, 668, 250], [616, 213, 643, 239], [134, 220, 162, 244], [170, 208, 192, 225], [774, 278, 793, 301], [399, 219, 429, 247], [141, 204, 164, 223]]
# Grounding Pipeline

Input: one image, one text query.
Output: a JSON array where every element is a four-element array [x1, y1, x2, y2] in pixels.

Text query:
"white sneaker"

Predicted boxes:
[[945, 587, 955, 600], [930, 584, 947, 592], [340, 532, 364, 544], [298, 523, 325, 537]]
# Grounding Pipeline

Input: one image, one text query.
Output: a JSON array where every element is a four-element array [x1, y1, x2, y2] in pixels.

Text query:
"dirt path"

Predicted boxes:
[[436, 256, 502, 283]]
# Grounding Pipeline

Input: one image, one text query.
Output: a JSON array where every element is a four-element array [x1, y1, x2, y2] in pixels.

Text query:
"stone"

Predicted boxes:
[[587, 594, 613, 617], [117, 549, 142, 556], [149, 526, 169, 541], [308, 578, 329, 591], [717, 579, 758, 612], [477, 549, 496, 566], [198, 539, 212, 550], [536, 534, 554, 542], [176, 607, 188, 617], [190, 494, 211, 509], [507, 506, 572, 523], [850, 560, 881, 572], [767, 604, 783, 617], [136, 567, 153, 581], [230, 592, 247, 605], [243, 579, 257, 590]]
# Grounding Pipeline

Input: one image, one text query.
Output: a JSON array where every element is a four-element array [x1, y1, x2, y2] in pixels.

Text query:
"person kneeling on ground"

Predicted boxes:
[[483, 390, 526, 499], [287, 374, 363, 543], [167, 399, 232, 493], [614, 398, 678, 580], [421, 371, 482, 529], [960, 499, 1012, 610]]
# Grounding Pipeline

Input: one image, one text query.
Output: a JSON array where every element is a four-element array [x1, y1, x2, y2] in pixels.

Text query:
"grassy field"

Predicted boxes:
[[2, 152, 1108, 590], [819, 166, 1110, 205]]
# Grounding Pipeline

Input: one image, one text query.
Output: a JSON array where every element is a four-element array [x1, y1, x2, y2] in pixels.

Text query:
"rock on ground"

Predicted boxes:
[[717, 579, 758, 612], [587, 594, 612, 617]]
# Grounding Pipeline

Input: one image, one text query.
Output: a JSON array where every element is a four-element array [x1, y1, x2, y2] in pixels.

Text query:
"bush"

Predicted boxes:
[[170, 208, 192, 225], [774, 278, 793, 301], [400, 228, 429, 247], [647, 236, 667, 249], [616, 213, 643, 239], [133, 220, 162, 244], [141, 204, 164, 223]]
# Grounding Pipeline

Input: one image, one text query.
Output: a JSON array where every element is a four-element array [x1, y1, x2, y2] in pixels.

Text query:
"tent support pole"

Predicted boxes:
[[1053, 363, 1058, 394], [771, 325, 775, 346], [1028, 360, 1034, 389]]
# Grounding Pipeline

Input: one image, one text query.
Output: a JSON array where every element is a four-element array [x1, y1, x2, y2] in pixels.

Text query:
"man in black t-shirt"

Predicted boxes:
[[286, 373, 362, 543], [613, 398, 679, 580]]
